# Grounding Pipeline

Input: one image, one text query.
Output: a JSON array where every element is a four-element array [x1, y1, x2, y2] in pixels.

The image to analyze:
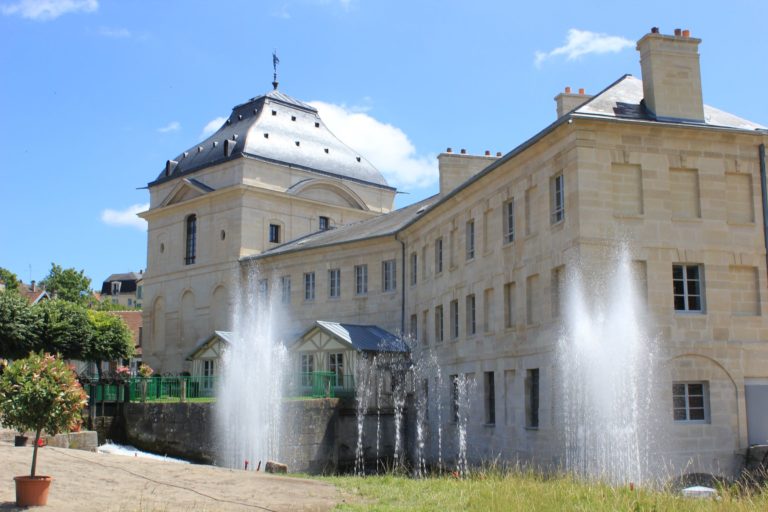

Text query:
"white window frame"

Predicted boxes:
[[466, 294, 476, 336], [466, 219, 475, 260], [504, 198, 515, 243], [673, 263, 705, 313], [304, 272, 315, 301], [281, 275, 291, 304], [672, 381, 710, 423], [550, 173, 565, 224], [354, 264, 368, 295], [328, 268, 341, 298], [329, 352, 344, 386], [435, 238, 443, 274], [300, 354, 314, 386], [382, 259, 397, 292]]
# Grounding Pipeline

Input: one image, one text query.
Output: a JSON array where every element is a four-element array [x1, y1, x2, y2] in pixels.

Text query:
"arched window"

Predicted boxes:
[[185, 214, 197, 265]]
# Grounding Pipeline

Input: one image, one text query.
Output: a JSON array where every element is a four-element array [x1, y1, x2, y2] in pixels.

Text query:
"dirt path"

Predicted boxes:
[[0, 442, 348, 511]]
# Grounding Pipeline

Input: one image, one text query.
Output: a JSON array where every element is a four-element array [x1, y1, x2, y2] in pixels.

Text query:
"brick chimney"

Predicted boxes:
[[636, 27, 704, 122], [554, 87, 593, 118]]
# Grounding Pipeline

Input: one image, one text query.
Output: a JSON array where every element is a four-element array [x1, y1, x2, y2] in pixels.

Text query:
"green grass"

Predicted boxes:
[[322, 471, 768, 512]]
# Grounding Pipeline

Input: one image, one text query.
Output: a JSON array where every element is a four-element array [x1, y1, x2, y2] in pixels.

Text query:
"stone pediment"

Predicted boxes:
[[159, 178, 215, 208], [286, 178, 368, 210]]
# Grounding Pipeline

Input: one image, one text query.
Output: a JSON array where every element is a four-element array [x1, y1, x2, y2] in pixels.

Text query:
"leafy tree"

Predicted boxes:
[[0, 267, 20, 291], [0, 352, 88, 477], [0, 291, 39, 359], [33, 300, 93, 360], [92, 300, 141, 312], [40, 263, 92, 304], [85, 310, 134, 376]]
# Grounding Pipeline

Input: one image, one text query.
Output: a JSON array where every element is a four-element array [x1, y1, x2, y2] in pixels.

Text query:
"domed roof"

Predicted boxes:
[[151, 88, 391, 189]]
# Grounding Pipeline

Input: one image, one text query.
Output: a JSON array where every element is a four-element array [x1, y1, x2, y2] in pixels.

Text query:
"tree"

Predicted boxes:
[[0, 292, 39, 359], [0, 267, 20, 291], [0, 352, 88, 477], [40, 263, 91, 304], [85, 310, 134, 377], [33, 300, 93, 360]]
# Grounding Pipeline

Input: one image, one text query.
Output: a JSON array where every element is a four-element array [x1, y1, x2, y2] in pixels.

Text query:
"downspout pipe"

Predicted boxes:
[[759, 143, 768, 283]]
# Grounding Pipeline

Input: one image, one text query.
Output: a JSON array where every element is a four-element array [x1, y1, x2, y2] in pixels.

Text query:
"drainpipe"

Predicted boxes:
[[395, 233, 406, 335], [759, 143, 768, 282]]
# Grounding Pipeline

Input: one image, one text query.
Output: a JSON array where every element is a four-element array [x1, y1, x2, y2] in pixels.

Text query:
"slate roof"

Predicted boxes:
[[101, 272, 143, 295], [150, 88, 391, 190], [246, 195, 437, 260], [314, 321, 409, 352], [572, 75, 765, 130]]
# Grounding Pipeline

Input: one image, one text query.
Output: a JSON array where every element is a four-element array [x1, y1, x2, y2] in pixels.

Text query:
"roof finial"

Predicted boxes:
[[272, 50, 280, 90]]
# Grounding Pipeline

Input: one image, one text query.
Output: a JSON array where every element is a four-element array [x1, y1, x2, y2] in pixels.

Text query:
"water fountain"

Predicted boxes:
[[215, 265, 288, 470], [558, 248, 661, 484]]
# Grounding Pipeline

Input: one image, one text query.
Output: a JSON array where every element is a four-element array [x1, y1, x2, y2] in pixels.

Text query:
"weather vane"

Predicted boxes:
[[272, 50, 280, 90]]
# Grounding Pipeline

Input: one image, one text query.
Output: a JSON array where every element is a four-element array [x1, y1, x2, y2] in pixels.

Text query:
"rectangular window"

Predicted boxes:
[[269, 223, 281, 243], [466, 220, 475, 260], [484, 371, 496, 425], [421, 246, 427, 281], [551, 173, 565, 224], [258, 279, 268, 298], [329, 268, 340, 298], [504, 282, 515, 328], [672, 382, 709, 422], [382, 259, 397, 292], [526, 274, 539, 325], [552, 266, 564, 318], [136, 285, 143, 300], [673, 264, 704, 312], [329, 353, 344, 386], [435, 238, 444, 274], [450, 299, 459, 340], [410, 314, 418, 340], [525, 188, 534, 236], [281, 275, 291, 304], [526, 369, 540, 428], [422, 310, 429, 345], [504, 199, 515, 243], [185, 214, 197, 265], [410, 252, 418, 286], [301, 354, 314, 386], [304, 272, 315, 301], [483, 288, 493, 333], [319, 216, 330, 231], [435, 305, 444, 342], [466, 294, 476, 336], [450, 374, 459, 422], [354, 264, 368, 295]]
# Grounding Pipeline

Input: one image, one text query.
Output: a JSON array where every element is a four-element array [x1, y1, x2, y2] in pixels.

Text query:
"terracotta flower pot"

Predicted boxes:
[[14, 475, 52, 507]]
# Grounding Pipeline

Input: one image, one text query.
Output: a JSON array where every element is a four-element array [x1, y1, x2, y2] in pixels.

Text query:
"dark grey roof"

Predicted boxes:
[[573, 75, 765, 130], [101, 272, 143, 295], [245, 195, 437, 260], [315, 321, 409, 352], [150, 89, 391, 189]]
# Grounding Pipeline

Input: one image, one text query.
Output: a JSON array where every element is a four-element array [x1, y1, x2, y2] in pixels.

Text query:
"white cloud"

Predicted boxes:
[[157, 121, 180, 133], [98, 26, 131, 38], [201, 117, 226, 137], [1, 0, 97, 20], [535, 29, 633, 68], [101, 203, 148, 230], [309, 101, 437, 190]]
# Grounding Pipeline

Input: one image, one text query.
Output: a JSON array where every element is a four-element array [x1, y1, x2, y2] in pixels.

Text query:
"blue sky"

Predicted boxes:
[[2, 0, 767, 287]]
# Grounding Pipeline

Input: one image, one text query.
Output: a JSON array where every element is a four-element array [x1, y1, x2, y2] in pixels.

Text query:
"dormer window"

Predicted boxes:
[[111, 281, 122, 295], [319, 216, 330, 231]]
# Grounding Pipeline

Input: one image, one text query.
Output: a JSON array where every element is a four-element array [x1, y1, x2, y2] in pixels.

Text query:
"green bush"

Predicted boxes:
[[0, 352, 88, 477]]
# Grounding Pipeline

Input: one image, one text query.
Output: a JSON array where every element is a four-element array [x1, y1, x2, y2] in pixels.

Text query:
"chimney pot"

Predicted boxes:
[[578, 88, 585, 95], [674, 28, 682, 36], [651, 27, 660, 34], [565, 86, 571, 94], [484, 150, 491, 156], [460, 148, 466, 155], [682, 29, 690, 37], [446, 147, 452, 153], [31, 280, 36, 291], [496, 152, 502, 157]]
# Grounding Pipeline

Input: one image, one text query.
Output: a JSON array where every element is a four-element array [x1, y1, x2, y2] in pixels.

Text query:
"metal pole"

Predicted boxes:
[[759, 144, 768, 284]]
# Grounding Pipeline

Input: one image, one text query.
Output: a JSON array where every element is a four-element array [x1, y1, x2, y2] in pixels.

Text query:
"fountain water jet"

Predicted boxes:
[[559, 248, 660, 484], [215, 266, 288, 469]]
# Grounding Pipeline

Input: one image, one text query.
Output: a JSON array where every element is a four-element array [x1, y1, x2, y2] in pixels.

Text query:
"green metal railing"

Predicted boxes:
[[84, 376, 217, 403], [298, 372, 355, 398]]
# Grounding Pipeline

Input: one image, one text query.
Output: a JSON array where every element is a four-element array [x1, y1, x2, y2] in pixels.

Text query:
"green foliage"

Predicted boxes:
[[0, 267, 20, 291], [40, 263, 92, 304], [0, 352, 88, 476], [92, 300, 140, 312], [86, 310, 134, 363], [0, 291, 39, 359], [34, 299, 93, 359]]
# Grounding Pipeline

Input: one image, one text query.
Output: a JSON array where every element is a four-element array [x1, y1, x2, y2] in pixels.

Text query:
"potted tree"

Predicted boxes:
[[0, 352, 88, 506]]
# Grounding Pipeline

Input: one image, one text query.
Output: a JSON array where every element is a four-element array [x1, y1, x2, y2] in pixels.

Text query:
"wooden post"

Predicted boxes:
[[180, 379, 187, 403]]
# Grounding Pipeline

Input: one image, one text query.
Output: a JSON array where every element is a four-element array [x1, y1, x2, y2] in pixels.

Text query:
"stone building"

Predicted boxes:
[[141, 28, 768, 478]]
